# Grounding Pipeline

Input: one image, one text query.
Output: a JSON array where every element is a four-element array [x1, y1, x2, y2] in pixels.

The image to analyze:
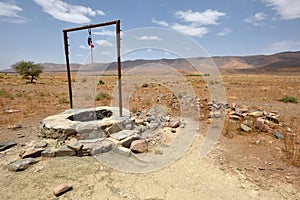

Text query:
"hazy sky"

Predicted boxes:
[[0, 0, 300, 69]]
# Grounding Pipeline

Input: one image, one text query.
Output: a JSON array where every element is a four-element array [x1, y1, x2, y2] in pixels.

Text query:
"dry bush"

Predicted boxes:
[[284, 118, 300, 166]]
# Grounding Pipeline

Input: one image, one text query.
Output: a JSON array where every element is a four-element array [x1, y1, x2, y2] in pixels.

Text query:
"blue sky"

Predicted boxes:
[[0, 0, 300, 69]]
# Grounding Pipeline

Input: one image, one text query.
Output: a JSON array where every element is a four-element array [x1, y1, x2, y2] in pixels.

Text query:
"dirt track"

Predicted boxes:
[[1, 132, 298, 200]]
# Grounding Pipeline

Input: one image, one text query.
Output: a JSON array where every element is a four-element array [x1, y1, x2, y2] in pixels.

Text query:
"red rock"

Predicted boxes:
[[254, 118, 268, 132], [53, 183, 73, 197], [130, 139, 148, 153]]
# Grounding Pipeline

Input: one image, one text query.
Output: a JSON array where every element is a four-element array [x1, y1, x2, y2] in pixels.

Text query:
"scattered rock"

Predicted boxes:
[[250, 111, 264, 117], [53, 183, 73, 197], [21, 149, 43, 158], [240, 124, 252, 133], [55, 145, 75, 157], [120, 134, 140, 148], [130, 139, 148, 153], [0, 140, 17, 152], [8, 158, 39, 172], [116, 146, 132, 157], [229, 115, 241, 121], [107, 122, 125, 134], [8, 124, 22, 130], [169, 118, 180, 128], [171, 128, 176, 133], [110, 130, 135, 141], [41, 149, 55, 158], [5, 109, 21, 114], [274, 132, 284, 139], [254, 118, 268, 132], [67, 143, 83, 152], [34, 141, 48, 149]]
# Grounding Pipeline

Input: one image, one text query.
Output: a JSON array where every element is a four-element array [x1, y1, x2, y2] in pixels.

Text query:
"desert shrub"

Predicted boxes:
[[98, 79, 105, 85], [0, 90, 14, 99], [15, 92, 23, 98], [82, 77, 87, 83], [279, 96, 298, 103], [95, 92, 111, 101]]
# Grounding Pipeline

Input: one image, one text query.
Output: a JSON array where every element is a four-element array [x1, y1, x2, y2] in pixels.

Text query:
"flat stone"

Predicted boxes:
[[229, 115, 241, 120], [34, 142, 48, 148], [90, 140, 113, 156], [67, 143, 83, 152], [107, 122, 125, 134], [250, 111, 264, 117], [169, 118, 180, 128], [41, 149, 55, 158], [53, 183, 73, 197], [110, 130, 135, 141], [0, 140, 17, 152], [116, 146, 132, 157], [21, 149, 43, 158], [8, 158, 39, 172], [55, 145, 75, 157], [120, 134, 140, 148], [240, 124, 252, 133], [130, 139, 148, 153]]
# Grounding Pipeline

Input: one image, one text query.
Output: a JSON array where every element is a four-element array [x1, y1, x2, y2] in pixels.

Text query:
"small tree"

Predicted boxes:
[[11, 60, 44, 83]]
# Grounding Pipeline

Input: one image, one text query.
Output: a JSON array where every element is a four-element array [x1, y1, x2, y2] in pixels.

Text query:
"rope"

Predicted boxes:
[[88, 28, 97, 120]]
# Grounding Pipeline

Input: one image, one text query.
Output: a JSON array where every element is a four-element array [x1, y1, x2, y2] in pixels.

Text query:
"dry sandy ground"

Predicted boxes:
[[0, 72, 299, 199], [0, 132, 298, 200]]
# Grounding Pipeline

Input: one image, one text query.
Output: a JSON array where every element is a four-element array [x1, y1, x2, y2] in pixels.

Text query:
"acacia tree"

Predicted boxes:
[[11, 60, 44, 83]]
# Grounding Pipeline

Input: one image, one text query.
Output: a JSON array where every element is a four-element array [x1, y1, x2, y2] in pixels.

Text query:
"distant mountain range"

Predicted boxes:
[[2, 51, 300, 74]]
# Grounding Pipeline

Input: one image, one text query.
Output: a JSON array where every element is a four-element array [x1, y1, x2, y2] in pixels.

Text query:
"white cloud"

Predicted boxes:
[[95, 40, 113, 47], [244, 12, 267, 26], [34, 0, 105, 24], [0, 2, 28, 23], [175, 9, 226, 25], [171, 23, 208, 37], [270, 40, 300, 52], [152, 18, 169, 27], [263, 0, 300, 20], [153, 9, 225, 38], [137, 35, 162, 41], [93, 29, 115, 36], [217, 28, 232, 36]]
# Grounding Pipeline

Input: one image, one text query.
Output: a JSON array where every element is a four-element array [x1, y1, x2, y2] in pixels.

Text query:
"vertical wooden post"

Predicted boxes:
[[63, 30, 73, 108], [116, 20, 123, 117]]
